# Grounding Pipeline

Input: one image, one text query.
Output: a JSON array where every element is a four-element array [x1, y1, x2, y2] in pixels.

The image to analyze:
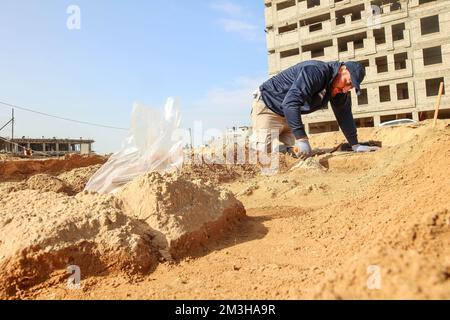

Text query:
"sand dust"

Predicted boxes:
[[0, 120, 449, 299]]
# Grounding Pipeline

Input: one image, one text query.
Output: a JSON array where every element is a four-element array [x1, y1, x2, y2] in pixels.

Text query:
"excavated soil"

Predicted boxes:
[[0, 120, 449, 300], [0, 154, 107, 182], [0, 168, 245, 299]]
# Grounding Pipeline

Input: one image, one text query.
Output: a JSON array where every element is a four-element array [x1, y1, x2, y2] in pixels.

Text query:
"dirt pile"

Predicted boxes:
[[26, 174, 72, 194], [0, 154, 106, 182], [117, 172, 246, 259], [180, 163, 258, 184], [0, 191, 156, 298], [310, 124, 450, 299], [1, 121, 449, 300], [0, 171, 245, 298], [58, 164, 103, 194]]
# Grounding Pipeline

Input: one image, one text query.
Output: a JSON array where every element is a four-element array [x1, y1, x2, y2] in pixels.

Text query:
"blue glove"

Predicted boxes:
[[352, 144, 380, 152], [295, 139, 312, 159]]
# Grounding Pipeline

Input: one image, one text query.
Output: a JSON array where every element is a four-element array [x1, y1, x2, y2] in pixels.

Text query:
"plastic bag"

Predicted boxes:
[[85, 97, 184, 194]]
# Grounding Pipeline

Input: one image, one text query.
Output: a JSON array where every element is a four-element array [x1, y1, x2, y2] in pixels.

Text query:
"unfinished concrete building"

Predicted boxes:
[[264, 0, 450, 133], [0, 138, 94, 156]]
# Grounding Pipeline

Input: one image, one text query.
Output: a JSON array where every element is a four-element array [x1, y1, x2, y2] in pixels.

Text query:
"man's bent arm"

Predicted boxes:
[[330, 93, 359, 146], [282, 66, 326, 139]]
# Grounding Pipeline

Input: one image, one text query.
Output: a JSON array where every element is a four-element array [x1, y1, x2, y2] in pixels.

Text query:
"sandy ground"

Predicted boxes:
[[0, 120, 449, 300]]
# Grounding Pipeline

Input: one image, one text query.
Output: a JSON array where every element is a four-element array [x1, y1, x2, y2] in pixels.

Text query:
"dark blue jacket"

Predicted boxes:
[[260, 60, 358, 146]]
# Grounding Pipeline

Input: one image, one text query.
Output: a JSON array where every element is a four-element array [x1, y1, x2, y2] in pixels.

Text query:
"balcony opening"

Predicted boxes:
[[358, 88, 369, 105], [309, 121, 340, 134], [392, 23, 405, 41], [394, 52, 408, 70], [338, 32, 367, 52], [421, 15, 440, 35], [423, 46, 442, 66], [376, 56, 388, 73], [302, 40, 333, 58], [299, 13, 330, 33], [335, 4, 365, 25], [426, 78, 445, 97], [419, 0, 437, 4], [357, 59, 370, 71], [307, 0, 321, 9], [45, 143, 57, 152], [371, 0, 401, 13], [355, 117, 374, 128], [280, 48, 300, 59], [59, 143, 69, 152], [30, 143, 44, 152], [309, 23, 322, 32], [397, 83, 409, 100], [381, 113, 412, 123], [379, 85, 391, 102], [277, 0, 296, 11], [279, 23, 298, 34], [373, 27, 386, 44]]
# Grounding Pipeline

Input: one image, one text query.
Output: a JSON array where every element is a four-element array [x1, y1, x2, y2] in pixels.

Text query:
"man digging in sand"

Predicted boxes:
[[251, 60, 379, 159]]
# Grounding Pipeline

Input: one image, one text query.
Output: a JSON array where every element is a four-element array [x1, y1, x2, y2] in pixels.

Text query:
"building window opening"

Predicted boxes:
[[379, 85, 391, 102], [426, 78, 445, 97], [397, 83, 409, 100], [423, 46, 442, 66], [394, 52, 408, 70], [376, 56, 388, 73], [421, 15, 440, 35]]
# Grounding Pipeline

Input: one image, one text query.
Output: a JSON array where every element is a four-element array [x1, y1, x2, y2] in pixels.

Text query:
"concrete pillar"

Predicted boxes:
[[386, 24, 394, 51], [387, 53, 395, 74], [330, 10, 336, 29], [412, 111, 419, 122], [381, 4, 391, 14], [374, 115, 381, 127], [42, 143, 46, 152], [305, 123, 310, 135], [344, 14, 352, 27]]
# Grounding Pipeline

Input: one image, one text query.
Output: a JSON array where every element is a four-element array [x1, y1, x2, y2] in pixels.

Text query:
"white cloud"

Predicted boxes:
[[218, 18, 258, 33], [210, 1, 264, 42], [210, 1, 244, 16], [182, 76, 267, 136]]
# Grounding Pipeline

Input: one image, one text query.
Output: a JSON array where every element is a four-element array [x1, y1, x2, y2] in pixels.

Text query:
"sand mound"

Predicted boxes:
[[117, 172, 246, 259], [180, 163, 258, 184], [0, 154, 106, 182], [26, 174, 72, 194], [0, 190, 156, 298], [308, 125, 450, 299], [0, 171, 245, 298], [58, 164, 103, 194]]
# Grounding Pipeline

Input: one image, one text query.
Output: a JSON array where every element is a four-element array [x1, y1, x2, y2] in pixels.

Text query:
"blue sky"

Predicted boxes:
[[0, 1, 268, 153]]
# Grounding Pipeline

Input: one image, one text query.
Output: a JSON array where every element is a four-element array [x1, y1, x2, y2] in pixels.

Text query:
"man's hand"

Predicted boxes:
[[352, 144, 380, 153], [295, 138, 312, 159]]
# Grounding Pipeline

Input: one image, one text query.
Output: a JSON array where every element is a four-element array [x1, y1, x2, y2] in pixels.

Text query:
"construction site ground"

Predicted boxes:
[[0, 120, 449, 300]]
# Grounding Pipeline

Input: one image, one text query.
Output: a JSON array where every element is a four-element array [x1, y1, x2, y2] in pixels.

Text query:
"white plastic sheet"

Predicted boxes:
[[85, 97, 184, 194]]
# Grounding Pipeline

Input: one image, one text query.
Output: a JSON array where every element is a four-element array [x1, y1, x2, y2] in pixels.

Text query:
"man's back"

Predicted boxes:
[[260, 60, 341, 117]]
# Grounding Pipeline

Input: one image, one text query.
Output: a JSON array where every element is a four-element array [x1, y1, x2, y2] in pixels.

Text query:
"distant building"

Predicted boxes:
[[0, 137, 95, 156]]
